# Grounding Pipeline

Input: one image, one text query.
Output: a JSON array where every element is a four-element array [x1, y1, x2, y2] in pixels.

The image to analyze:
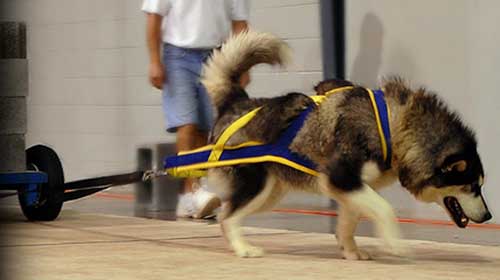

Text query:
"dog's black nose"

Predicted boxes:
[[483, 212, 492, 222]]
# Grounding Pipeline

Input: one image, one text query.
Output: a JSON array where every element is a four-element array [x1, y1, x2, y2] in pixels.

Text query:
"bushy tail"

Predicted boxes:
[[201, 30, 291, 113]]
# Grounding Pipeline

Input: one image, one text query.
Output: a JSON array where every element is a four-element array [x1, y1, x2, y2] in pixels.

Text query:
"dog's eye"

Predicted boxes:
[[472, 181, 481, 189], [470, 181, 483, 196]]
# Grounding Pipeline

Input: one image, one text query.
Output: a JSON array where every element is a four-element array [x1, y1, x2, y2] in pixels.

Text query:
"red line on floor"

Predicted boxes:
[[95, 192, 135, 201], [274, 208, 500, 230], [94, 193, 500, 230]]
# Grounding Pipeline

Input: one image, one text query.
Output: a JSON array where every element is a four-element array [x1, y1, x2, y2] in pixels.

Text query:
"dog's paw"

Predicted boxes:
[[235, 245, 265, 258], [385, 240, 409, 257], [342, 249, 371, 261]]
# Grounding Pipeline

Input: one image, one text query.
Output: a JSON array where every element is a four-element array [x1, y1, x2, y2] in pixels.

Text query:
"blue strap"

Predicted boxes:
[[372, 89, 392, 167], [165, 90, 393, 171], [164, 106, 317, 171]]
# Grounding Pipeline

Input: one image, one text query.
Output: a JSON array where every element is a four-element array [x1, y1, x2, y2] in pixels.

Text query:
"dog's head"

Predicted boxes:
[[394, 89, 492, 228], [415, 147, 491, 228]]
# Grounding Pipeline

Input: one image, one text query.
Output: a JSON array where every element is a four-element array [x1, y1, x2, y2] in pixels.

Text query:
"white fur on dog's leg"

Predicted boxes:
[[335, 205, 360, 251], [345, 184, 406, 256], [336, 205, 371, 260], [223, 220, 264, 258], [342, 249, 371, 260], [220, 176, 278, 258], [236, 244, 265, 258]]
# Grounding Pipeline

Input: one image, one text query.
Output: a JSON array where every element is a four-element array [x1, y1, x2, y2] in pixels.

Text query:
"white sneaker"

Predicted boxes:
[[192, 182, 221, 219], [176, 192, 196, 218]]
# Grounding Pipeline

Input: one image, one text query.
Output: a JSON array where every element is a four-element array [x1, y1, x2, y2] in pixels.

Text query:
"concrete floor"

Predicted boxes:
[[1, 188, 500, 279], [28, 187, 500, 246], [2, 209, 500, 280]]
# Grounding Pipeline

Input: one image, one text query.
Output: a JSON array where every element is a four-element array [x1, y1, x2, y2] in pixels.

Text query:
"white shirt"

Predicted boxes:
[[142, 0, 249, 49]]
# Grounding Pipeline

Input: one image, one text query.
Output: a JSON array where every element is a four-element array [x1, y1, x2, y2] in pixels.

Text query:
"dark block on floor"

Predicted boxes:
[[0, 134, 25, 172], [0, 22, 26, 59], [135, 143, 181, 217], [0, 59, 28, 97], [0, 97, 27, 134]]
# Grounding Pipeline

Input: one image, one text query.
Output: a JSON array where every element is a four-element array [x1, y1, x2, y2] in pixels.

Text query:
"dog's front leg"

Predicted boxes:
[[336, 205, 371, 260], [320, 174, 405, 258], [344, 184, 405, 256]]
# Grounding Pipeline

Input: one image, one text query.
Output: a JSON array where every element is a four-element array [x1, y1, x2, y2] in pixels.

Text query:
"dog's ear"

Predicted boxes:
[[314, 79, 354, 95], [441, 160, 467, 173]]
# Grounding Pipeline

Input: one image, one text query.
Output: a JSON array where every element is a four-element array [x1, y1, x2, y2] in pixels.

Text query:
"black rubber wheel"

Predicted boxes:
[[18, 145, 65, 221]]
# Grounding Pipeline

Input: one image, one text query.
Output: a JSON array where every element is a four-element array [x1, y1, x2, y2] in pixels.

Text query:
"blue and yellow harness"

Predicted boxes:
[[164, 87, 392, 178]]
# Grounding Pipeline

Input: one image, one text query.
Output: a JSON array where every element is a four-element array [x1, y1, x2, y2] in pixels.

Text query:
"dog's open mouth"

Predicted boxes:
[[444, 196, 469, 228]]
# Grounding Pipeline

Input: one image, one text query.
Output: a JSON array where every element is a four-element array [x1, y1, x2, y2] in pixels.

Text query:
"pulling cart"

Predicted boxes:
[[0, 145, 150, 221]]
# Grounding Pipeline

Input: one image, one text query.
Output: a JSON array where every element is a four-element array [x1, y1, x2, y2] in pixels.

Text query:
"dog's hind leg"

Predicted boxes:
[[220, 166, 284, 258], [335, 205, 371, 260]]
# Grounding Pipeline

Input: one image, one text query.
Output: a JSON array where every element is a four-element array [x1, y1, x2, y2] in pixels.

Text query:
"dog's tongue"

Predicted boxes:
[[460, 217, 469, 227], [444, 197, 469, 228]]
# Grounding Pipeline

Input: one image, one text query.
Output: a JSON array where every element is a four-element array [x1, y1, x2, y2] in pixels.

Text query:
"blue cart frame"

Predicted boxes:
[[0, 171, 48, 207]]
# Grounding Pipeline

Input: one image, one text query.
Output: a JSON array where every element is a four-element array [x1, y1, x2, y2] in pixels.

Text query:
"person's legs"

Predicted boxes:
[[162, 44, 220, 218]]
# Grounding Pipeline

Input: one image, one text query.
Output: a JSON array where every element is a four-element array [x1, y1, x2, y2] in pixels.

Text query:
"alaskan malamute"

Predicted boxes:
[[201, 31, 491, 259]]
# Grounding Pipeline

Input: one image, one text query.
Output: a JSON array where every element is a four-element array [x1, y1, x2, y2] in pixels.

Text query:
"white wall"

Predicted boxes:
[[248, 0, 328, 207], [346, 0, 500, 223], [1, 0, 169, 181], [247, 0, 322, 98], [0, 0, 324, 196]]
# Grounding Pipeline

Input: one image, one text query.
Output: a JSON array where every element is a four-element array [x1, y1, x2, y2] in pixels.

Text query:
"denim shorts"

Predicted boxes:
[[162, 43, 214, 133]]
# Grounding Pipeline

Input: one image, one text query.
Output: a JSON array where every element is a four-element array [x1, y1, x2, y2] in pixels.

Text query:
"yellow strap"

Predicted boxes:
[[178, 141, 263, 156], [176, 85, 355, 174], [204, 86, 355, 161], [207, 107, 262, 162], [311, 86, 354, 105], [366, 88, 388, 161], [168, 155, 319, 178], [167, 85, 393, 178], [323, 86, 354, 97], [310, 95, 326, 104], [169, 169, 208, 178]]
